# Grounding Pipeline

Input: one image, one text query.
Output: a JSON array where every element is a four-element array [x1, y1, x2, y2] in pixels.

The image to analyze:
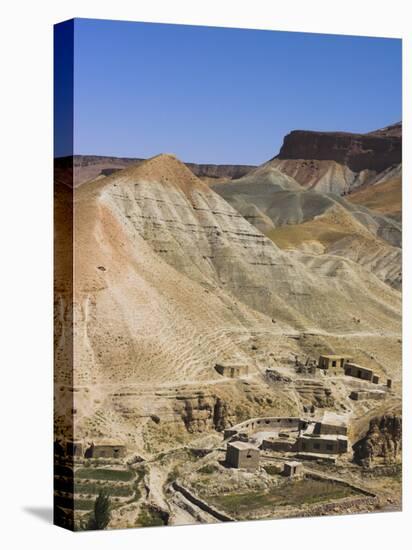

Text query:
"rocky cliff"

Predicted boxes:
[[276, 128, 401, 173], [367, 122, 402, 138], [353, 415, 402, 466]]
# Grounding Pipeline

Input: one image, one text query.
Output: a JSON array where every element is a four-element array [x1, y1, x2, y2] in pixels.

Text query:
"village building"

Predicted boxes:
[[315, 412, 348, 436], [224, 414, 349, 459], [350, 389, 386, 401], [318, 354, 351, 370], [344, 362, 379, 384], [215, 363, 249, 378], [283, 461, 304, 477], [85, 440, 126, 459], [297, 432, 348, 455], [297, 412, 348, 456], [225, 441, 260, 470]]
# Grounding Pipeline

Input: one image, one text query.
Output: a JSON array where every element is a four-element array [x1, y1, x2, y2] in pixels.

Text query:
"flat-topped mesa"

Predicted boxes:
[[276, 128, 401, 173], [367, 121, 402, 138]]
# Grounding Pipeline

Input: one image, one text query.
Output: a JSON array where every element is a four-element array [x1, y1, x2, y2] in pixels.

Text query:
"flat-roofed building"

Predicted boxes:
[[297, 433, 348, 455], [344, 362, 379, 384], [215, 363, 248, 378], [349, 389, 386, 401], [225, 441, 260, 470], [297, 416, 348, 455], [85, 439, 126, 459], [318, 354, 351, 370], [283, 461, 304, 477], [315, 412, 348, 436]]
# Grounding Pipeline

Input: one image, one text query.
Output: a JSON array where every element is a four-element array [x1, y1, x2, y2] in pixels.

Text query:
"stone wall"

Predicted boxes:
[[224, 416, 302, 439], [172, 482, 234, 522]]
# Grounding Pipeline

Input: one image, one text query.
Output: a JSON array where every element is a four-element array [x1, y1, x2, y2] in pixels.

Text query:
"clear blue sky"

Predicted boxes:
[[68, 18, 401, 164]]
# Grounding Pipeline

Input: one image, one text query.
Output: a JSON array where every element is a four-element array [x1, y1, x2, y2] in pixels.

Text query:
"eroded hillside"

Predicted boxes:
[[212, 165, 402, 290], [54, 154, 401, 450]]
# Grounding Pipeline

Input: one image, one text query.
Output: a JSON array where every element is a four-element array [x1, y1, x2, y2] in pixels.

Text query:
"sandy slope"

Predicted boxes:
[[348, 176, 402, 220]]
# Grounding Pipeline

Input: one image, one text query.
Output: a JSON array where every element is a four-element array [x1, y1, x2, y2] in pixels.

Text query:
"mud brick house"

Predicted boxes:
[[85, 440, 126, 459], [226, 441, 260, 469], [283, 461, 304, 477], [344, 362, 379, 384], [318, 354, 351, 370], [215, 363, 249, 378]]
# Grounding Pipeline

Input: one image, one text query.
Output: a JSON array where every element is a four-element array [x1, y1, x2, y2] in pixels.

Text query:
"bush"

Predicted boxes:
[[198, 464, 217, 475]]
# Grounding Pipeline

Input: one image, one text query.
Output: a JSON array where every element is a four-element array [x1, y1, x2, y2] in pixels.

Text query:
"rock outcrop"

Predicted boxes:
[[174, 394, 232, 433], [353, 415, 402, 466], [268, 122, 402, 195]]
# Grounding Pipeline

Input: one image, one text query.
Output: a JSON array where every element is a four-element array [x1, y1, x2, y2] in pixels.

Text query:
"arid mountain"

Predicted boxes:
[[55, 152, 401, 527], [69, 122, 401, 198], [269, 123, 401, 195], [55, 154, 400, 396], [212, 165, 402, 289], [55, 122, 402, 458], [367, 122, 402, 138], [69, 155, 255, 186], [347, 169, 402, 222], [275, 127, 401, 172]]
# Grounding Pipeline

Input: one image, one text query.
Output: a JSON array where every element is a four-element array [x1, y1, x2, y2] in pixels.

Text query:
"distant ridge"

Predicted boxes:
[[60, 121, 401, 190], [67, 154, 256, 186]]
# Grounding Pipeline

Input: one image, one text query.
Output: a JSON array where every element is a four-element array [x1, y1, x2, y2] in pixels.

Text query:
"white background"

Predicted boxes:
[[0, 1, 410, 548]]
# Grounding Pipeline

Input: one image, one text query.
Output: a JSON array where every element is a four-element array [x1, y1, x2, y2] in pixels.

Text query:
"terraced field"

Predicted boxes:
[[54, 464, 145, 514], [207, 478, 361, 519]]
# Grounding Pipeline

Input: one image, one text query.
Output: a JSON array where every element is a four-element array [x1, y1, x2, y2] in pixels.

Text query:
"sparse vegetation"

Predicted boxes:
[[87, 491, 111, 530], [208, 479, 359, 518], [136, 506, 168, 527], [166, 466, 179, 484], [263, 464, 281, 476], [198, 464, 218, 475]]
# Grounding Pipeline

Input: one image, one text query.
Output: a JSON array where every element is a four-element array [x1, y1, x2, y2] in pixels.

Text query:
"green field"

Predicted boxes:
[[75, 468, 135, 482], [208, 479, 359, 518], [55, 496, 95, 511], [54, 466, 145, 513]]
